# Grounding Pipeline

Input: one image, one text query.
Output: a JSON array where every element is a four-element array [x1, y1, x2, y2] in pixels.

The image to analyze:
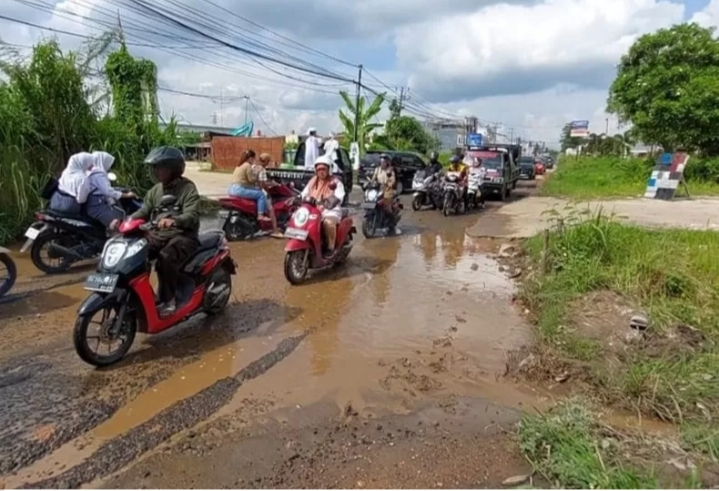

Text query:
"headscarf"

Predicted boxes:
[[89, 151, 115, 175], [58, 152, 94, 199]]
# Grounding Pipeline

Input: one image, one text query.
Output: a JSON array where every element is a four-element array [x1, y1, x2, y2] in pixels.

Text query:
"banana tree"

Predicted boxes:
[[338, 90, 385, 156]]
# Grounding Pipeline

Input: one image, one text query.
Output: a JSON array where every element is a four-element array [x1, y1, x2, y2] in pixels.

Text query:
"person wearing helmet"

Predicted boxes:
[[447, 154, 469, 201], [300, 154, 346, 253], [130, 146, 200, 317], [427, 151, 442, 175], [370, 154, 398, 230]]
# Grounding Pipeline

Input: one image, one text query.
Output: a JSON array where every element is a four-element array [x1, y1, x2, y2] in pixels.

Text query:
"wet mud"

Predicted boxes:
[[1, 183, 546, 488]]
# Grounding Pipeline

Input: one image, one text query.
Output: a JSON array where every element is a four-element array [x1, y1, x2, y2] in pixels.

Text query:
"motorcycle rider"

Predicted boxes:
[[468, 156, 487, 208], [371, 154, 398, 218], [300, 154, 346, 254], [446, 155, 468, 203], [130, 146, 201, 317], [427, 151, 443, 175]]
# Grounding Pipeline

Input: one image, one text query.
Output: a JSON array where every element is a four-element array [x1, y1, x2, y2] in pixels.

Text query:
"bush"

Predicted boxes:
[[0, 40, 176, 245]]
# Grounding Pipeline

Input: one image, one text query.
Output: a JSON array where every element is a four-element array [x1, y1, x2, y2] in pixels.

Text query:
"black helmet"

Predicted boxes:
[[379, 153, 391, 160], [450, 155, 461, 164], [144, 146, 186, 176]]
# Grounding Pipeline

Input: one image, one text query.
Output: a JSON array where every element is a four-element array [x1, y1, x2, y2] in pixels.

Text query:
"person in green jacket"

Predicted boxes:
[[131, 146, 200, 317]]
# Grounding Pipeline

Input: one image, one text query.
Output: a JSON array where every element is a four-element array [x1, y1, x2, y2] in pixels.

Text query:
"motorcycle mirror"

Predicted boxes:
[[107, 172, 117, 182], [160, 194, 177, 206]]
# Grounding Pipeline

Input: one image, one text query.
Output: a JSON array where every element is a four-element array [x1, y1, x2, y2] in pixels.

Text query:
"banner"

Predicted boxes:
[[644, 152, 689, 200], [569, 120, 589, 138]]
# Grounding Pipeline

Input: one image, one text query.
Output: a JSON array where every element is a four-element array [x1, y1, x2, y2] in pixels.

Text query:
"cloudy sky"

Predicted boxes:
[[1, 0, 718, 147]]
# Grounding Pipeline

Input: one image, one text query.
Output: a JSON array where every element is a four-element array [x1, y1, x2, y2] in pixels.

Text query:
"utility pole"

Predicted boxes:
[[117, 10, 125, 44], [605, 118, 609, 135], [509, 127, 514, 144], [219, 87, 224, 126], [244, 95, 249, 125], [398, 86, 405, 115], [353, 64, 363, 144]]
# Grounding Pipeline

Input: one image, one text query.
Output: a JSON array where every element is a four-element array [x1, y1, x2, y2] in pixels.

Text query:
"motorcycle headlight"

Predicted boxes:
[[293, 207, 310, 226], [366, 189, 379, 201], [102, 242, 127, 268]]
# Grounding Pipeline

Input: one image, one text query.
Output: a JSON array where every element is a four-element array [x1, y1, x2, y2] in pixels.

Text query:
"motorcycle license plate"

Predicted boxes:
[[84, 273, 119, 293], [284, 227, 308, 240], [361, 202, 376, 209], [24, 226, 42, 240]]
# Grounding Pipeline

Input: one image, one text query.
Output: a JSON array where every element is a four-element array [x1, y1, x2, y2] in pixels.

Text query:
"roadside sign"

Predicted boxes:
[[644, 152, 690, 200], [569, 120, 589, 138], [466, 133, 483, 147]]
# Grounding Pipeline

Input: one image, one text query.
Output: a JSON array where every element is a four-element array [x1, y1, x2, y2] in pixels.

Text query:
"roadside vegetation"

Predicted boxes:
[[542, 156, 719, 199], [514, 208, 719, 485], [0, 38, 177, 245]]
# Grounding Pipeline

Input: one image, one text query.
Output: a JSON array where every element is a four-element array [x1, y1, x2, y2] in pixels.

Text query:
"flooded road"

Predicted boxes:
[[0, 183, 547, 488]]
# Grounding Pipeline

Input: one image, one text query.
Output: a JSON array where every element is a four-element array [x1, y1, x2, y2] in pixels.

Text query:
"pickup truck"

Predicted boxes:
[[265, 140, 354, 204], [467, 144, 521, 201]]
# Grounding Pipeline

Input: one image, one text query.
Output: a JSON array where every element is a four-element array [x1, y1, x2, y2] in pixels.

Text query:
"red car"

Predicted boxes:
[[534, 159, 546, 175]]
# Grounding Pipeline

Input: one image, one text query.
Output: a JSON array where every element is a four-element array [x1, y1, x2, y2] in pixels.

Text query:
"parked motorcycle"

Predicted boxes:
[[218, 183, 300, 241], [442, 172, 466, 216], [283, 194, 355, 285], [411, 170, 441, 211], [73, 195, 236, 367], [466, 171, 486, 210], [21, 174, 142, 274], [0, 247, 17, 299], [361, 182, 403, 238]]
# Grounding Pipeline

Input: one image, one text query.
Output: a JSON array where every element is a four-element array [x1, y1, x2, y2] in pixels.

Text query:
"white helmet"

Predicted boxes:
[[314, 154, 333, 170]]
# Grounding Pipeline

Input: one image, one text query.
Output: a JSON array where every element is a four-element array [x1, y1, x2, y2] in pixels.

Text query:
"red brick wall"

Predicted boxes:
[[211, 136, 286, 171]]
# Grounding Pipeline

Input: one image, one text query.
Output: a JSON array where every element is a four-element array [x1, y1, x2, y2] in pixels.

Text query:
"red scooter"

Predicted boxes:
[[218, 183, 300, 241], [283, 195, 356, 285], [73, 195, 237, 367]]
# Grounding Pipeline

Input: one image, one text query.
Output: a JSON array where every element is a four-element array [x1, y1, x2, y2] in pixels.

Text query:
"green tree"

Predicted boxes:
[[338, 90, 385, 155], [607, 23, 719, 155], [384, 115, 436, 154]]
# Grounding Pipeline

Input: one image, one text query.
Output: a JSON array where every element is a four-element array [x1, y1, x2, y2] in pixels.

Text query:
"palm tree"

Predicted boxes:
[[338, 90, 385, 156]]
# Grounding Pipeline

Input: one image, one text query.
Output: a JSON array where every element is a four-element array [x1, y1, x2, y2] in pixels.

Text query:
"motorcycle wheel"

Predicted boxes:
[[284, 250, 309, 285], [362, 213, 378, 238], [443, 194, 453, 217], [31, 231, 77, 274], [411, 195, 423, 211], [203, 266, 232, 315], [73, 303, 137, 367], [0, 253, 17, 298], [223, 216, 256, 241]]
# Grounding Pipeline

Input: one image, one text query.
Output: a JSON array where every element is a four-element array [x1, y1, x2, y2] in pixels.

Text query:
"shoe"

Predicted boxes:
[[158, 300, 176, 318]]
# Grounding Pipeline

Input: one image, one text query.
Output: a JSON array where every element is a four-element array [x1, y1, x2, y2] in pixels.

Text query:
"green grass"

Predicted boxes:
[[542, 156, 719, 199], [520, 210, 719, 423], [519, 399, 657, 488]]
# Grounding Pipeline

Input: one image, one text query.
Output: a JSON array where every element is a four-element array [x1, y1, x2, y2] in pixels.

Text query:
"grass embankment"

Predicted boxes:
[[542, 156, 719, 199], [516, 212, 719, 486]]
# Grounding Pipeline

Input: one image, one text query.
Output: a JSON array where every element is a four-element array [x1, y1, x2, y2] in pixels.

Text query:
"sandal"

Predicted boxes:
[[270, 232, 284, 239]]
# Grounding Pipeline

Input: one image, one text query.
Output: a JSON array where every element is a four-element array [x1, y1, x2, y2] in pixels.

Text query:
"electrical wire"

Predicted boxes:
[[248, 97, 279, 136]]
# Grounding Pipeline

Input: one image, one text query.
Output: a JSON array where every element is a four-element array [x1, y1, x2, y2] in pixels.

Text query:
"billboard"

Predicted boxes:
[[466, 133, 483, 147], [570, 120, 589, 138]]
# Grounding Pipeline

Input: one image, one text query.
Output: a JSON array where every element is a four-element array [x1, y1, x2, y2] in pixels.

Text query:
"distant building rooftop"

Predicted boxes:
[[161, 122, 237, 134]]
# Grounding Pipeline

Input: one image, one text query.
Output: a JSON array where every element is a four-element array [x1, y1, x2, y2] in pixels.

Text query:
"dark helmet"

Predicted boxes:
[[144, 146, 186, 176], [450, 155, 461, 164], [429, 151, 439, 161]]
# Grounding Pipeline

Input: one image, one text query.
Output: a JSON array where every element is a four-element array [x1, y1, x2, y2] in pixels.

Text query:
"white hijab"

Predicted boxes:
[[58, 152, 94, 200], [89, 151, 115, 174]]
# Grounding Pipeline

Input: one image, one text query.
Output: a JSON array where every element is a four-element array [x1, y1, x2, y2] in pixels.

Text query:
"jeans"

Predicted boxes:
[[228, 184, 267, 214]]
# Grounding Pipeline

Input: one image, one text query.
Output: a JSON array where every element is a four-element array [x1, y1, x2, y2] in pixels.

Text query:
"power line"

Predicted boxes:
[[248, 97, 279, 136]]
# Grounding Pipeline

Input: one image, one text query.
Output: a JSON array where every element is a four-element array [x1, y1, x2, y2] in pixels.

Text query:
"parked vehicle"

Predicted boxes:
[[0, 247, 17, 299], [518, 156, 537, 180], [359, 151, 426, 195], [283, 197, 355, 284], [411, 170, 442, 211], [265, 141, 353, 204], [441, 172, 466, 216], [534, 159, 546, 175], [218, 183, 300, 241], [361, 182, 403, 238], [21, 175, 143, 274], [73, 195, 236, 367]]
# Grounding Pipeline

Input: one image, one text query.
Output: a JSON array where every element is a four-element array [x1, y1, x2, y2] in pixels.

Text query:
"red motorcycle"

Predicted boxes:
[[73, 195, 237, 367], [218, 183, 300, 241], [283, 196, 356, 285]]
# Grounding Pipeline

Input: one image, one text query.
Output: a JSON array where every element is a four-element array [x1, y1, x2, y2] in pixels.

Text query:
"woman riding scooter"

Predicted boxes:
[[300, 155, 346, 254]]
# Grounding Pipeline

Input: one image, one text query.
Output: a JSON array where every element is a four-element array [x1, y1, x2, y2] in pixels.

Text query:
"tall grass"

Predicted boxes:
[[0, 41, 176, 245], [542, 156, 719, 199], [521, 210, 719, 423]]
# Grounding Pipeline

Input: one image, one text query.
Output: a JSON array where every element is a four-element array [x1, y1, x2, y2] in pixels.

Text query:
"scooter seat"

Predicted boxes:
[[42, 209, 103, 228], [198, 230, 224, 250]]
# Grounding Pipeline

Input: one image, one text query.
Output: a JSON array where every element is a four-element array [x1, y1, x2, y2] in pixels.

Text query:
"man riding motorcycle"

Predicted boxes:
[[129, 146, 201, 317], [427, 151, 443, 175], [446, 155, 468, 202], [300, 154, 346, 254], [372, 154, 397, 213]]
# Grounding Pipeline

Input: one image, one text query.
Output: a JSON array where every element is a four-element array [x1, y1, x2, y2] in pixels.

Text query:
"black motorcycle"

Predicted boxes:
[[361, 182, 403, 238], [0, 247, 16, 299], [441, 172, 466, 217], [21, 182, 142, 274]]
